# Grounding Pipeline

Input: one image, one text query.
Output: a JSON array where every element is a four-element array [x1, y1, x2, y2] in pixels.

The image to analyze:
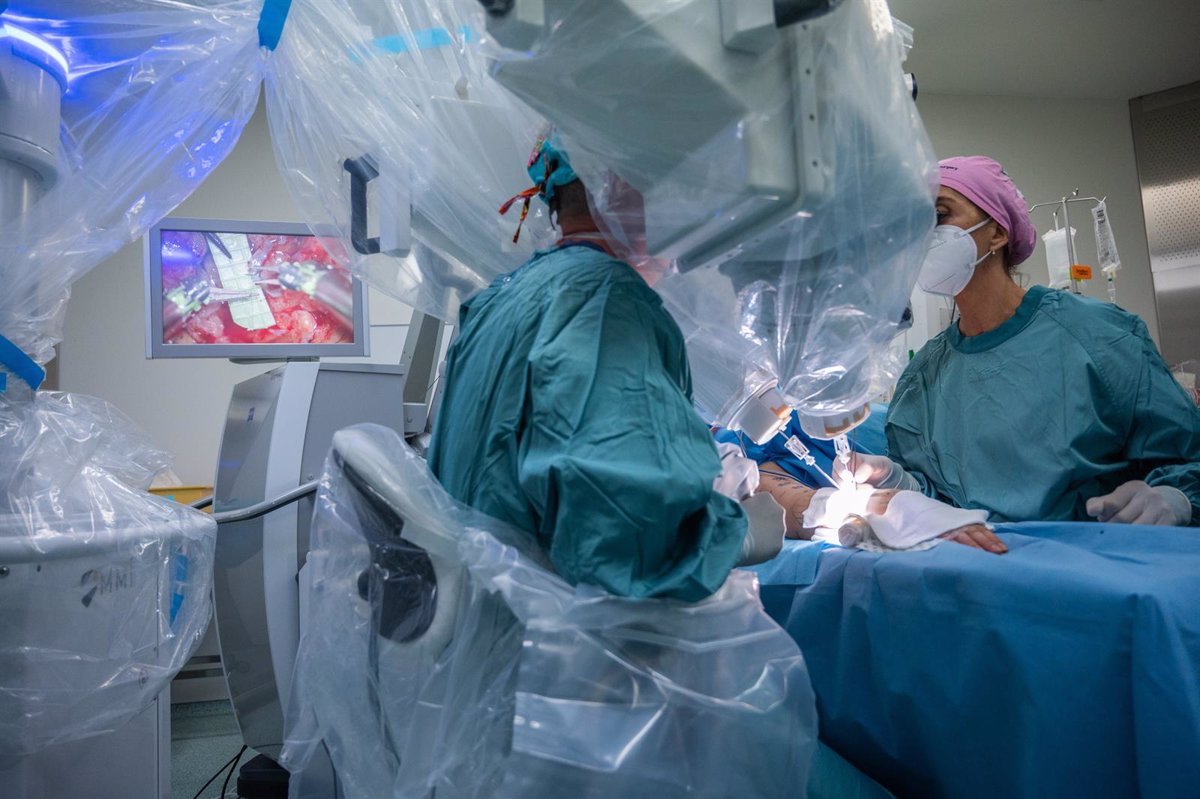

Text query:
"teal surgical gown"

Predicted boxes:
[[888, 285, 1200, 524], [427, 242, 746, 601]]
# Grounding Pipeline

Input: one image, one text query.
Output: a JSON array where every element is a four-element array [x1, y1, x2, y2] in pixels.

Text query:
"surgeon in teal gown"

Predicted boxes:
[[428, 137, 758, 601], [857, 156, 1200, 526]]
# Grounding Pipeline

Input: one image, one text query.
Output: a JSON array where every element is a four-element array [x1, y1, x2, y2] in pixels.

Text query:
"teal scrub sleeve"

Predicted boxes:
[[884, 369, 941, 500], [517, 279, 747, 601], [1124, 321, 1200, 525]]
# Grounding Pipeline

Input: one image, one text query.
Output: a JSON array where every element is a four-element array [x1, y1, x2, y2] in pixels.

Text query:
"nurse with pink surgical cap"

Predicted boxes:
[[851, 156, 1200, 528]]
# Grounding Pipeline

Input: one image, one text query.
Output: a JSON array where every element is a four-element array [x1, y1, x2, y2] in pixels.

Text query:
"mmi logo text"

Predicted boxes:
[[79, 564, 136, 607]]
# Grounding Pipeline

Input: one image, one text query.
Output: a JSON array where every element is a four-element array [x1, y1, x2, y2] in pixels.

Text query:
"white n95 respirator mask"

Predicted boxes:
[[917, 218, 992, 297]]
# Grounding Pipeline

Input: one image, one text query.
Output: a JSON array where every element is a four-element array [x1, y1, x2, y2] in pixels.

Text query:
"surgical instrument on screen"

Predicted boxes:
[[253, 260, 354, 328], [204, 231, 232, 259], [163, 278, 259, 340]]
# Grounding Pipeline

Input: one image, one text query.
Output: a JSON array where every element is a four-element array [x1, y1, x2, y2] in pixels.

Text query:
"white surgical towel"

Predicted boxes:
[[863, 491, 989, 550]]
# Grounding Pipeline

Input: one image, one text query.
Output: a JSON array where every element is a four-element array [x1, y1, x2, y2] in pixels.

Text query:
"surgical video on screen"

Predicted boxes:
[[159, 231, 355, 346]]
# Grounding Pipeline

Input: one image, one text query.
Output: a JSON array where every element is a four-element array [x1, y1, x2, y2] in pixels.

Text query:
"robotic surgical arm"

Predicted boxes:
[[256, 261, 355, 330], [162, 278, 256, 341]]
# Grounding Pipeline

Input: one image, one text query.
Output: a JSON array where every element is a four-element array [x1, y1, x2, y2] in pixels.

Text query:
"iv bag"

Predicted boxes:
[[1092, 201, 1121, 274], [1042, 227, 1076, 289]]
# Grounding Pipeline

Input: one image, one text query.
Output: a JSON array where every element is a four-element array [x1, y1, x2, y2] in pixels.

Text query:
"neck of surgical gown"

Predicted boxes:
[[428, 243, 746, 601], [887, 285, 1200, 524]]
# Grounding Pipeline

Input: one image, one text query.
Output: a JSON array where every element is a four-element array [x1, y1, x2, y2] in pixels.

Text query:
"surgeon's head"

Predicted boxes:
[[545, 173, 591, 232], [504, 127, 670, 282], [500, 126, 585, 243], [526, 129, 579, 205], [940, 156, 1035, 270], [525, 129, 617, 240], [918, 156, 1036, 297]]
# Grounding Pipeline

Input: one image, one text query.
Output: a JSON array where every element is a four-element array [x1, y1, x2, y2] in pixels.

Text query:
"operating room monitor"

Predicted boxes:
[[144, 218, 369, 359]]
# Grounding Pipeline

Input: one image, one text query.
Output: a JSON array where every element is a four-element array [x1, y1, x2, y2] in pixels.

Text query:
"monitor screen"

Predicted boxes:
[[144, 218, 369, 359]]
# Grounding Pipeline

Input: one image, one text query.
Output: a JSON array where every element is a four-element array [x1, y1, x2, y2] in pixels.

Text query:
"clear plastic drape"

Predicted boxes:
[[0, 0, 264, 753], [282, 424, 817, 798], [483, 0, 938, 427], [263, 0, 554, 322], [0, 394, 216, 754], [0, 0, 265, 366], [264, 0, 936, 434]]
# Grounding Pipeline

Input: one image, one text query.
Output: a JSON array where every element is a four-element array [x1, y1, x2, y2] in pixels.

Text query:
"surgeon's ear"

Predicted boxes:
[[989, 223, 1010, 255]]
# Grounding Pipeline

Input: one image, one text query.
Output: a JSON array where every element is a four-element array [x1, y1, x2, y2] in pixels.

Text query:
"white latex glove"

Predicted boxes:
[[713, 442, 760, 501], [848, 453, 921, 492], [1086, 481, 1192, 526], [735, 493, 786, 566]]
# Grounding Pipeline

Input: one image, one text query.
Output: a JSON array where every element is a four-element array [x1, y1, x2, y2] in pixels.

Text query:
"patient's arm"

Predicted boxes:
[[755, 468, 906, 540], [942, 525, 1006, 553], [755, 462, 817, 539], [754, 465, 1006, 553]]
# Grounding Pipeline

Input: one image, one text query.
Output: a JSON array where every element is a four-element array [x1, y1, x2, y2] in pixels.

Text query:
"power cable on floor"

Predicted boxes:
[[220, 745, 249, 798], [190, 743, 246, 799]]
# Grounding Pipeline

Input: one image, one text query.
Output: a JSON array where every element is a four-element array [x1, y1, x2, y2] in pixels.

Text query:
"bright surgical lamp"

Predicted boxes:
[[0, 22, 69, 87]]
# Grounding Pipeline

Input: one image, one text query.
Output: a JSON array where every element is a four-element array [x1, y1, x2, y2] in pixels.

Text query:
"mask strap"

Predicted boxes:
[[498, 187, 539, 244], [972, 249, 995, 267], [499, 153, 552, 244], [963, 218, 996, 266], [964, 216, 992, 235]]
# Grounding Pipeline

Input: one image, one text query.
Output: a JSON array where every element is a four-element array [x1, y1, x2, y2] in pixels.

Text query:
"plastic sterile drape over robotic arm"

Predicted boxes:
[[264, 0, 936, 442], [281, 424, 817, 799], [0, 0, 264, 754], [484, 0, 937, 441], [262, 0, 554, 321]]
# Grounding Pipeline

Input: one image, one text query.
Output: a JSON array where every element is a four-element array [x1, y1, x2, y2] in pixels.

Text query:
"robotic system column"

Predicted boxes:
[[1, 22, 63, 367], [0, 20, 175, 799], [0, 27, 60, 219]]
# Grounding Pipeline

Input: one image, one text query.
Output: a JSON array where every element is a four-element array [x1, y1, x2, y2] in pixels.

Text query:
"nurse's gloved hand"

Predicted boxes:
[[713, 442, 760, 501], [1086, 481, 1193, 526], [735, 493, 786, 566], [848, 453, 921, 492]]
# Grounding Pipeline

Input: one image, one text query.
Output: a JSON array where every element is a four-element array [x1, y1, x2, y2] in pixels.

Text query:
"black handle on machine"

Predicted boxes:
[[476, 0, 514, 15], [774, 0, 846, 28], [344, 155, 382, 255]]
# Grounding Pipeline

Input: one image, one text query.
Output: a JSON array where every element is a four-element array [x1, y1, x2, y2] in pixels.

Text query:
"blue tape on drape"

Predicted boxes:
[[0, 334, 45, 392], [370, 26, 475, 55], [257, 0, 292, 50]]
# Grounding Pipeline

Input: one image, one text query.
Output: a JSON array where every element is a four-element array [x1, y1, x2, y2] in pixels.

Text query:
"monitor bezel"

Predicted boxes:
[[144, 217, 370, 360]]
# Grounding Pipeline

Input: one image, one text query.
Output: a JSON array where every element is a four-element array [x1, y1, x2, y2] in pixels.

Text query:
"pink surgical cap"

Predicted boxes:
[[939, 156, 1037, 266]]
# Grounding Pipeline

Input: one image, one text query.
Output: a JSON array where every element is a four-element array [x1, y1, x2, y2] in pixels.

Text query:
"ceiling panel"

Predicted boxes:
[[888, 0, 1200, 100]]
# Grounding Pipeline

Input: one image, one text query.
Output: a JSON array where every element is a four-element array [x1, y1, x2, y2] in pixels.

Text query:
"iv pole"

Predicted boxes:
[[1028, 189, 1105, 296]]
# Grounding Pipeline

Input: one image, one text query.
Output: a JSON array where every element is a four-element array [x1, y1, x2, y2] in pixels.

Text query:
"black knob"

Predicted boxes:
[[775, 0, 846, 28], [478, 0, 515, 16]]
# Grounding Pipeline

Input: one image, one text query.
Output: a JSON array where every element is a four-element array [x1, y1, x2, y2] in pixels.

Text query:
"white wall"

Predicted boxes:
[[59, 100, 416, 485], [902, 92, 1157, 353]]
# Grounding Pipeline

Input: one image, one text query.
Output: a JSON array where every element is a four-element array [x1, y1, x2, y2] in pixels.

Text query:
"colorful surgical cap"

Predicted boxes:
[[939, 156, 1037, 266], [525, 126, 578, 203]]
